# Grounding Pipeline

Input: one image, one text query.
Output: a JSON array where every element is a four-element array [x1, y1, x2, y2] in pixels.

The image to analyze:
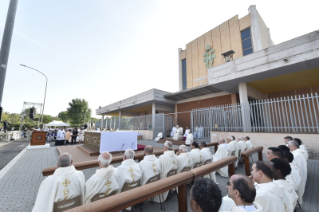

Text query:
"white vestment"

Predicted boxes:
[[139, 155, 162, 185], [173, 128, 180, 140], [292, 148, 307, 204], [274, 179, 298, 209], [114, 159, 142, 192], [170, 127, 177, 137], [228, 140, 239, 167], [56, 130, 64, 140], [154, 132, 163, 141], [237, 140, 246, 153], [254, 182, 287, 212], [32, 166, 85, 212], [189, 148, 202, 168], [299, 144, 308, 160], [213, 145, 230, 177], [178, 127, 183, 139], [245, 140, 253, 150], [185, 133, 194, 145], [201, 147, 217, 182], [78, 129, 84, 141], [286, 162, 301, 191], [183, 129, 190, 137], [177, 152, 193, 173], [85, 166, 119, 204], [219, 196, 263, 212], [153, 150, 178, 203]]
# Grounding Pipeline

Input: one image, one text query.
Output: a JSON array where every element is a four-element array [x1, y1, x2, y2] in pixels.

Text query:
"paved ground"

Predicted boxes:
[[0, 140, 317, 211], [0, 140, 29, 170]]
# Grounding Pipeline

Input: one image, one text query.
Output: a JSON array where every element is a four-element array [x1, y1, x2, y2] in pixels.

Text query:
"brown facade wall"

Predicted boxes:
[[176, 94, 232, 129]]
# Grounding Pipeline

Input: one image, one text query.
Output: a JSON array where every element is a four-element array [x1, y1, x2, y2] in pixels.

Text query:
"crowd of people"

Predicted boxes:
[[32, 134, 308, 212]]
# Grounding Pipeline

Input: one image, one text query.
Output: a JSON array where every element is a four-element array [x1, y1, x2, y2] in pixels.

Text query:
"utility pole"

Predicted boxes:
[[0, 0, 19, 122]]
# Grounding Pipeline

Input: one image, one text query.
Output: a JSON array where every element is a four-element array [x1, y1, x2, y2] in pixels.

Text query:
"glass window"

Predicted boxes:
[[241, 28, 253, 56], [182, 59, 187, 90]]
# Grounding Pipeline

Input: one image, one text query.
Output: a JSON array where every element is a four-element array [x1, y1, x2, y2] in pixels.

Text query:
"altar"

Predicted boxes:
[[83, 131, 137, 153]]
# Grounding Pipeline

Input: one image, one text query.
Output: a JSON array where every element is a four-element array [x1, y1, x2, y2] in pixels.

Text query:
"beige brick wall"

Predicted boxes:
[[210, 131, 319, 159], [239, 14, 251, 31]]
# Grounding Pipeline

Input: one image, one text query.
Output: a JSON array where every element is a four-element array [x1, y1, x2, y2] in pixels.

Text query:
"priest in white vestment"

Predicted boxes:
[[199, 142, 217, 183], [219, 174, 263, 212], [227, 136, 239, 167], [244, 136, 253, 150], [139, 145, 161, 185], [85, 152, 119, 204], [154, 131, 163, 142], [178, 126, 183, 140], [189, 141, 202, 169], [185, 131, 194, 146], [176, 145, 193, 173], [280, 150, 302, 191], [293, 138, 309, 160], [213, 139, 230, 177], [251, 161, 290, 212], [153, 141, 178, 203], [288, 140, 307, 204], [183, 126, 190, 141], [173, 125, 180, 140], [32, 153, 85, 212], [114, 149, 142, 192], [170, 125, 177, 137], [237, 136, 246, 154]]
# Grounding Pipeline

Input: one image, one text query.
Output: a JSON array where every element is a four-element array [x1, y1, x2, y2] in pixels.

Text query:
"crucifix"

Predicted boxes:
[[194, 76, 207, 86]]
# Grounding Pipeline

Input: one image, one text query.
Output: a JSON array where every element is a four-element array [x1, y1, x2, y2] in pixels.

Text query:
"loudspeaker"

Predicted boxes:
[[29, 107, 35, 120]]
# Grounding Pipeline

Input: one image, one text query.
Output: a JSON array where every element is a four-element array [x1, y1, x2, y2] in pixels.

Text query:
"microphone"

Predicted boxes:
[[121, 143, 125, 151], [131, 142, 134, 149]]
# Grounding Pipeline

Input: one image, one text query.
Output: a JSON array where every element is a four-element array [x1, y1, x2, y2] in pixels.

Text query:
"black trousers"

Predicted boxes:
[[71, 136, 77, 145]]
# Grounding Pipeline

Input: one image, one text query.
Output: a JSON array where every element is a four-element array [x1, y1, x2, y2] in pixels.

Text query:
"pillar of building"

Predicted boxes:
[[118, 111, 122, 130], [178, 48, 183, 91], [152, 103, 156, 132], [238, 82, 251, 132], [248, 5, 263, 52], [101, 115, 104, 130], [174, 104, 178, 126]]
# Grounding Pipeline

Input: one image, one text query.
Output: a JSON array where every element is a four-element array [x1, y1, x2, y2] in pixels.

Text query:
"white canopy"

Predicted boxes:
[[45, 120, 70, 126]]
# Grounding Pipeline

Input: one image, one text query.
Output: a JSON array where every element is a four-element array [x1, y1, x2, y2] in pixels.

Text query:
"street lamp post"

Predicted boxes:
[[20, 64, 47, 125]]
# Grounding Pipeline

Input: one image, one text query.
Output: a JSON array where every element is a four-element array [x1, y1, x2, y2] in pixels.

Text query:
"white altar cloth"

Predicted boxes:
[[99, 131, 138, 152]]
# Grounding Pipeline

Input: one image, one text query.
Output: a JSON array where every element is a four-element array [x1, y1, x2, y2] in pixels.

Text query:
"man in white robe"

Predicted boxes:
[[288, 140, 307, 204], [170, 125, 177, 137], [199, 142, 217, 183], [244, 136, 253, 150], [293, 138, 309, 160], [114, 149, 142, 192], [176, 145, 193, 173], [85, 152, 119, 204], [173, 125, 180, 140], [183, 126, 190, 141], [213, 139, 230, 177], [154, 131, 163, 142], [32, 153, 85, 212], [185, 130, 194, 146], [281, 150, 301, 191], [139, 145, 161, 185], [178, 126, 183, 140], [55, 128, 65, 145], [251, 161, 291, 212], [189, 141, 202, 169], [219, 174, 263, 212], [153, 141, 178, 203], [237, 136, 246, 154], [227, 136, 239, 167]]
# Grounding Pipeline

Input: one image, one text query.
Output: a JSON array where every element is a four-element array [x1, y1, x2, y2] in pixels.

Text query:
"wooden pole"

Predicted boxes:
[[244, 155, 251, 176], [178, 183, 188, 212]]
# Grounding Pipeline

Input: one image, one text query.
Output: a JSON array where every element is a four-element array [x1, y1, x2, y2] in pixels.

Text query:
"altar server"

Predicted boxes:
[[170, 125, 177, 137], [154, 131, 163, 142], [288, 140, 307, 204], [85, 152, 119, 204], [185, 130, 194, 146], [139, 145, 161, 185], [114, 149, 142, 192], [251, 161, 290, 212], [176, 145, 193, 173], [183, 126, 190, 141], [189, 142, 202, 169], [227, 136, 239, 167], [32, 153, 85, 212], [213, 139, 230, 177], [244, 136, 253, 150], [200, 142, 217, 182], [153, 141, 178, 203]]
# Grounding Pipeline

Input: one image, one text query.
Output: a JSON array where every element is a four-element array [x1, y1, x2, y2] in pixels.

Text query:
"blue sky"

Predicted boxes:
[[1, 0, 318, 118]]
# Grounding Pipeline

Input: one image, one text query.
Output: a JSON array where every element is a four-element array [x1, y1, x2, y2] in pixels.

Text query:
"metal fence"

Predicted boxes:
[[96, 115, 153, 130], [191, 93, 319, 135]]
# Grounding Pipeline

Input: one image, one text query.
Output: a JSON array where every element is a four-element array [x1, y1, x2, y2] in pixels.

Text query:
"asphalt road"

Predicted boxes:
[[0, 140, 29, 170]]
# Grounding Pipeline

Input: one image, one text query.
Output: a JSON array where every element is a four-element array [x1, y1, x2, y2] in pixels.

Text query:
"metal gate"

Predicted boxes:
[[191, 108, 212, 141], [154, 114, 165, 139]]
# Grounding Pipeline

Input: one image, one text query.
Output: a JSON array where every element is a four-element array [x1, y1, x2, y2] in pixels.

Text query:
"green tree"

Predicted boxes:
[[58, 111, 69, 123], [42, 114, 53, 124], [67, 99, 91, 125]]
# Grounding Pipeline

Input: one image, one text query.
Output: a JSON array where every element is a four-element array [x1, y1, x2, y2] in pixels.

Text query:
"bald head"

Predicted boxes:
[[144, 145, 153, 155], [228, 174, 256, 204], [57, 153, 73, 167], [98, 151, 112, 167]]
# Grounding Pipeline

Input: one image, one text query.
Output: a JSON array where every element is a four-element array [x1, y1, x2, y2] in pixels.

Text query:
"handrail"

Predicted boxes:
[[241, 146, 263, 176], [207, 141, 219, 152], [66, 156, 237, 212]]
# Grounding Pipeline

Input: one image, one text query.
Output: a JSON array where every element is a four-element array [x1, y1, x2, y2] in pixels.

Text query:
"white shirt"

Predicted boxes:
[[139, 155, 161, 185]]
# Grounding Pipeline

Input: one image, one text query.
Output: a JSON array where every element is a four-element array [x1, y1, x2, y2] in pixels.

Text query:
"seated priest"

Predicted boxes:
[[85, 152, 119, 204], [32, 153, 85, 212], [154, 131, 163, 142], [114, 149, 142, 192], [176, 145, 193, 173], [293, 138, 309, 160], [227, 136, 239, 168], [213, 139, 230, 178], [185, 130, 194, 146], [284, 135, 293, 145], [237, 136, 246, 154], [244, 136, 253, 150], [139, 145, 161, 185], [199, 142, 217, 183], [189, 142, 202, 169], [219, 174, 263, 212], [288, 140, 307, 204], [183, 126, 190, 141], [280, 149, 301, 192], [271, 158, 298, 209], [153, 141, 178, 203], [251, 161, 291, 212]]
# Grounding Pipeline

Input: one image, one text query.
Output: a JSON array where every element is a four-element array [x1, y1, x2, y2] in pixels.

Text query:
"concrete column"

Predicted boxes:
[[248, 5, 263, 52], [178, 48, 183, 91], [152, 103, 156, 131], [101, 115, 104, 130], [118, 111, 122, 130], [175, 104, 178, 125], [238, 82, 251, 132]]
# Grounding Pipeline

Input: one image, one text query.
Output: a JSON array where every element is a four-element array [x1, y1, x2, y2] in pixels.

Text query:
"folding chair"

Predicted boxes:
[[53, 195, 81, 212], [91, 189, 118, 202], [193, 162, 202, 168], [145, 174, 164, 210], [122, 180, 141, 211]]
